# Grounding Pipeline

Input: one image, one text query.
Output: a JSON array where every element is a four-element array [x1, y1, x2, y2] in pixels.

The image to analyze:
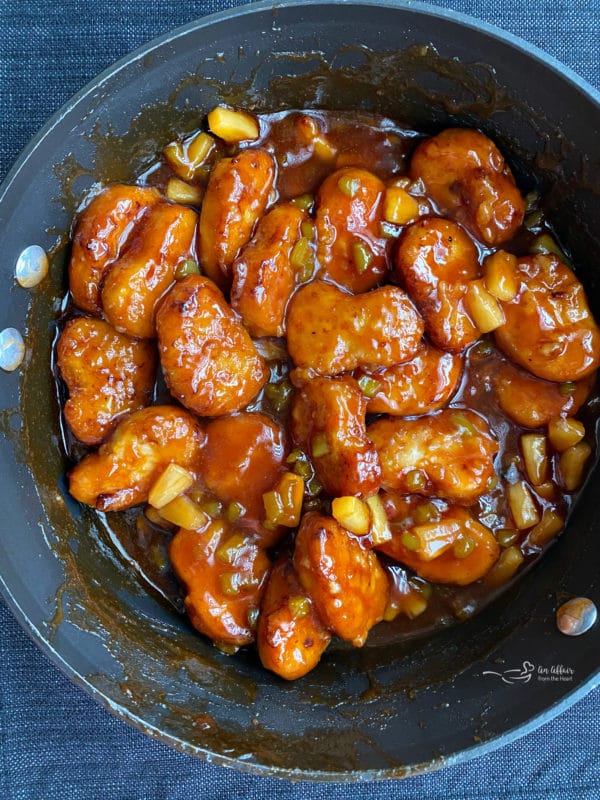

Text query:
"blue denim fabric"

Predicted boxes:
[[1, 1, 599, 798]]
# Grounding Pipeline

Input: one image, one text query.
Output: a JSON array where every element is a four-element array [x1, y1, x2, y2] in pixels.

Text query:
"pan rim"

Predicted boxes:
[[1, 0, 599, 781]]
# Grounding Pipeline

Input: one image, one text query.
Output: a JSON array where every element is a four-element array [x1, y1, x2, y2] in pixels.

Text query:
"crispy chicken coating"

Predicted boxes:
[[286, 280, 423, 377], [368, 409, 498, 504], [199, 149, 276, 288], [357, 344, 463, 416], [293, 512, 388, 647], [199, 412, 287, 524], [395, 217, 480, 352], [57, 317, 156, 445], [377, 495, 499, 585], [316, 167, 388, 292], [68, 405, 205, 511], [230, 203, 307, 337], [69, 184, 160, 316], [410, 128, 525, 246], [101, 201, 198, 338], [494, 254, 600, 382], [156, 275, 268, 417], [257, 554, 331, 680], [495, 360, 594, 428], [290, 377, 381, 498], [170, 521, 270, 649]]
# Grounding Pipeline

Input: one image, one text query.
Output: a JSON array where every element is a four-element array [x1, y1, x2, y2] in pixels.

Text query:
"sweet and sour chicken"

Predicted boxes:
[[57, 107, 600, 681]]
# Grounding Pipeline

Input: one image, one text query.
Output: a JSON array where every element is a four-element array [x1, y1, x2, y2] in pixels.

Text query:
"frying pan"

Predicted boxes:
[[0, 0, 599, 780]]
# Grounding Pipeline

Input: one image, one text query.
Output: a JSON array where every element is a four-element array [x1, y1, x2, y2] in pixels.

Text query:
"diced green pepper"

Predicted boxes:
[[353, 241, 373, 273], [175, 259, 200, 280], [338, 175, 360, 197], [357, 374, 382, 398]]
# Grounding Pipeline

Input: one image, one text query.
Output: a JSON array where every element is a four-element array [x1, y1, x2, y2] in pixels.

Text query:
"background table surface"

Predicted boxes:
[[1, 1, 599, 798]]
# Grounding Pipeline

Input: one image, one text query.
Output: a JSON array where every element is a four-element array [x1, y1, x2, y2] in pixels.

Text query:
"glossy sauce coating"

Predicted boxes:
[[495, 360, 594, 428], [260, 110, 413, 200], [315, 167, 388, 292], [156, 275, 268, 416], [368, 409, 498, 504], [101, 201, 198, 338], [69, 184, 160, 316], [494, 254, 600, 382], [358, 344, 463, 416], [68, 405, 205, 511], [290, 376, 381, 498], [286, 280, 424, 376], [257, 554, 331, 680], [170, 521, 270, 649], [199, 149, 276, 288], [57, 110, 600, 681], [230, 202, 306, 337], [199, 412, 288, 525], [378, 495, 500, 585], [293, 512, 388, 647], [395, 217, 480, 352], [57, 317, 156, 445], [410, 128, 525, 246]]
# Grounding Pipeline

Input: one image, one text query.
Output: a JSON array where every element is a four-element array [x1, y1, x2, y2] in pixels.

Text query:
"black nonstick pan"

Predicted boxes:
[[0, 0, 598, 780]]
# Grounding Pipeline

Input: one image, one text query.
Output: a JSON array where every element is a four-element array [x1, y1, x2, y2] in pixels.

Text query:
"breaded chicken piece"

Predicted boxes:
[[68, 405, 205, 511], [170, 521, 270, 649], [156, 275, 268, 417], [293, 512, 388, 647], [494, 254, 600, 382], [199, 149, 275, 288], [410, 128, 525, 246], [357, 344, 463, 416], [368, 409, 498, 504], [290, 377, 381, 498], [101, 202, 198, 339], [231, 202, 307, 337], [286, 280, 423, 377], [377, 494, 499, 585], [258, 554, 331, 680], [395, 217, 480, 352], [69, 184, 160, 316], [316, 167, 388, 292], [57, 317, 156, 445]]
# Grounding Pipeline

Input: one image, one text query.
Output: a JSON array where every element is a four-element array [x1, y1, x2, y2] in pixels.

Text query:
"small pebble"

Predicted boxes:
[[15, 244, 49, 288], [0, 327, 25, 371], [556, 597, 597, 636]]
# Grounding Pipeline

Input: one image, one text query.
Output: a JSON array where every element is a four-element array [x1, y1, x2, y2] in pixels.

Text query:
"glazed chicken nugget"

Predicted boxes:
[[377, 499, 499, 585], [68, 405, 206, 511], [199, 412, 287, 522], [199, 149, 276, 288], [101, 201, 198, 338], [368, 409, 498, 504], [294, 512, 388, 647], [230, 202, 307, 337], [494, 254, 600, 382], [170, 521, 270, 649], [357, 344, 463, 416], [395, 217, 480, 352], [495, 360, 594, 429], [286, 280, 423, 376], [57, 317, 156, 446], [69, 184, 160, 316], [410, 128, 525, 246], [257, 554, 331, 680], [290, 377, 381, 498], [316, 167, 388, 292], [156, 275, 268, 417]]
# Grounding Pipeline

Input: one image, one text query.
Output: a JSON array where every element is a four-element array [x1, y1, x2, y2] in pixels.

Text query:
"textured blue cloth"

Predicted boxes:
[[1, 1, 599, 798]]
